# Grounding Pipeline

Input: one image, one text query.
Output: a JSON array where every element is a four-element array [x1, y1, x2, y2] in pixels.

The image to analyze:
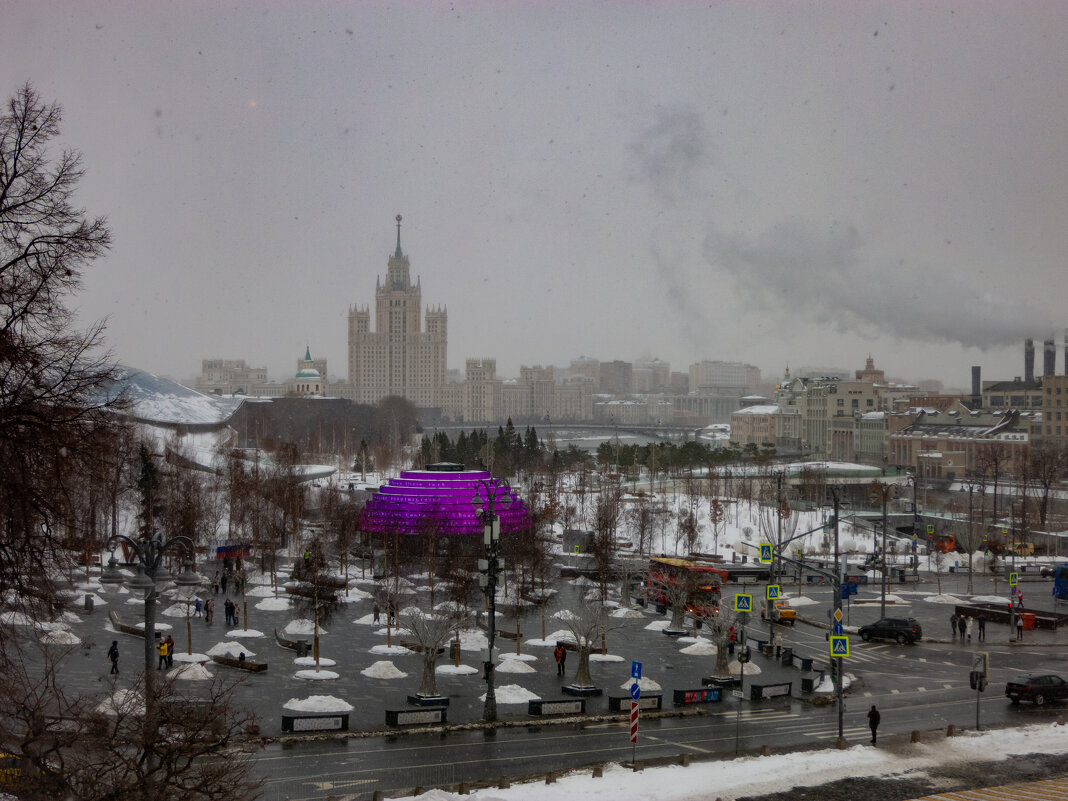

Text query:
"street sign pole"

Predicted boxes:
[[832, 490, 844, 744]]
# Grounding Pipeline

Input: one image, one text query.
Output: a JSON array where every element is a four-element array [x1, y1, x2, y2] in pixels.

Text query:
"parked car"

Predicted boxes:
[[858, 617, 923, 644], [1005, 674, 1068, 706]]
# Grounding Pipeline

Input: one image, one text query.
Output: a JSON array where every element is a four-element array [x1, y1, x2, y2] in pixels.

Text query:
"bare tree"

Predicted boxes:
[[693, 599, 748, 680], [1028, 442, 1066, 532], [974, 444, 1011, 522], [287, 540, 345, 670], [556, 601, 622, 689], [0, 83, 122, 626], [402, 608, 465, 700]]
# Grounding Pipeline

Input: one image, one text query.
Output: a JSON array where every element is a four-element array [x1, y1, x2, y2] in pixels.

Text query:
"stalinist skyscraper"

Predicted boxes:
[[347, 215, 447, 407]]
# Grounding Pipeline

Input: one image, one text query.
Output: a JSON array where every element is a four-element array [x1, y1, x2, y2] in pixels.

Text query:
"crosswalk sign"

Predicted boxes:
[[830, 635, 849, 658], [766, 584, 781, 601], [759, 544, 773, 563], [926, 524, 935, 535], [1009, 572, 1019, 587], [735, 593, 752, 612]]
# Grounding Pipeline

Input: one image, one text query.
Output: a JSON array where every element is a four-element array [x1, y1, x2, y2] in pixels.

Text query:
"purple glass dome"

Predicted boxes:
[[357, 468, 531, 535]]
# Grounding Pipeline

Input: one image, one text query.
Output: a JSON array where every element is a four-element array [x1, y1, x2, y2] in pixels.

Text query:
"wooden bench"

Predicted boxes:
[[108, 611, 145, 638], [212, 654, 267, 672]]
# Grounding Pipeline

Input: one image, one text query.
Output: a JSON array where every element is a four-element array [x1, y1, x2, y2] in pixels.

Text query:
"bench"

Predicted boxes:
[[608, 694, 663, 712], [673, 687, 722, 705], [211, 654, 267, 672], [281, 712, 349, 732], [385, 707, 448, 727], [749, 681, 792, 701], [528, 698, 585, 716]]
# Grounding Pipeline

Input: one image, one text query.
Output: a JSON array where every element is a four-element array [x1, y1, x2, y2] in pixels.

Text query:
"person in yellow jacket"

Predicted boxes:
[[157, 637, 168, 670]]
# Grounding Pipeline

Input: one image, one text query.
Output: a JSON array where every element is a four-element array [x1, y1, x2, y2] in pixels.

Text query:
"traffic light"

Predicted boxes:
[[830, 659, 838, 681], [969, 671, 987, 692]]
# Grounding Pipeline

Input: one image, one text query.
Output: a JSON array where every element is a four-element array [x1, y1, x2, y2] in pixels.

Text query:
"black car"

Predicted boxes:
[[1006, 674, 1068, 706], [858, 617, 923, 644]]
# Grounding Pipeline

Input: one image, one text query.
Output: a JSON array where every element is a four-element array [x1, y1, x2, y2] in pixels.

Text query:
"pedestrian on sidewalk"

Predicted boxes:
[[554, 643, 567, 676], [957, 615, 966, 642], [977, 613, 986, 642], [867, 705, 881, 745], [950, 613, 958, 638], [372, 601, 381, 624], [965, 615, 974, 643], [1016, 616, 1024, 641], [157, 637, 167, 670], [194, 597, 202, 617], [774, 631, 783, 659], [728, 625, 737, 655], [107, 640, 119, 675]]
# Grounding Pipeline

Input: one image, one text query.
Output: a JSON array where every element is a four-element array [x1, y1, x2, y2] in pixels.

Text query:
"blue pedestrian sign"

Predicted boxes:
[[759, 544, 773, 564], [630, 681, 641, 701], [735, 593, 752, 612], [833, 622, 844, 635], [1009, 572, 1019, 587], [631, 661, 642, 680], [830, 635, 850, 657], [766, 584, 781, 601]]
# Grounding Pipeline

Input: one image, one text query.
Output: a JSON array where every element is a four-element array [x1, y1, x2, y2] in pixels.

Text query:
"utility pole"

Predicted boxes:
[[475, 478, 512, 723], [832, 489, 844, 745]]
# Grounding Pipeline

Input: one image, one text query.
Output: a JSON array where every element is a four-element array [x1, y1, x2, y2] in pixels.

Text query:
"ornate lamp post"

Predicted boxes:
[[473, 478, 512, 723], [101, 532, 200, 698]]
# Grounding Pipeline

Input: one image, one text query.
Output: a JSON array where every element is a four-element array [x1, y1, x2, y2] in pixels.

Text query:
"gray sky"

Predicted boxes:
[[5, 1, 1067, 390]]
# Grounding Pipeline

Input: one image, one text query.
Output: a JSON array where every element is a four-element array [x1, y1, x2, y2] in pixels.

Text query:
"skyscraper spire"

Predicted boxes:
[[395, 214, 403, 258]]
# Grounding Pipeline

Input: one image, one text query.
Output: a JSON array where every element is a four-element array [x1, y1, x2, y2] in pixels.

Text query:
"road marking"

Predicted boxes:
[[863, 691, 873, 696], [312, 779, 378, 790], [644, 734, 711, 754], [944, 683, 953, 689], [919, 657, 927, 662], [917, 687, 926, 692], [891, 689, 900, 694]]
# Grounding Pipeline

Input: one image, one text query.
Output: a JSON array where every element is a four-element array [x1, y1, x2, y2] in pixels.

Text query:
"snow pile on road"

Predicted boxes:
[[589, 654, 624, 662], [256, 597, 291, 611], [361, 661, 407, 679], [283, 695, 353, 713], [370, 644, 414, 655], [295, 669, 340, 680], [500, 653, 537, 662], [813, 673, 854, 693], [610, 607, 644, 618], [644, 620, 670, 631], [924, 594, 964, 604], [728, 660, 761, 676], [295, 656, 336, 667], [41, 629, 82, 645], [480, 684, 538, 704], [680, 640, 717, 656]]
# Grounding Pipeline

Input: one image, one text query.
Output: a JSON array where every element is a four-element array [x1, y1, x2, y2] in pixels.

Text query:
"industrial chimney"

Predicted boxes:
[[1025, 338, 1035, 383], [971, 365, 981, 398], [1064, 328, 1067, 376], [1044, 337, 1056, 377]]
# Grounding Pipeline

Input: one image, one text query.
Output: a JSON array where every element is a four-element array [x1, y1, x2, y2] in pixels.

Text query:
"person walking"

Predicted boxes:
[[157, 637, 168, 670], [978, 613, 986, 642], [965, 615, 974, 643], [867, 705, 881, 745], [554, 643, 566, 676], [950, 613, 958, 639], [1016, 615, 1024, 641], [194, 597, 202, 617], [220, 573, 228, 595], [728, 625, 737, 655], [165, 635, 175, 668], [372, 602, 381, 624], [212, 571, 220, 595], [205, 596, 214, 624], [774, 630, 783, 659], [957, 615, 966, 642], [107, 640, 119, 675]]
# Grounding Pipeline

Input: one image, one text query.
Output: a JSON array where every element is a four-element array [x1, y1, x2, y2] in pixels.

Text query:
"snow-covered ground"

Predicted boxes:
[[386, 722, 1068, 801]]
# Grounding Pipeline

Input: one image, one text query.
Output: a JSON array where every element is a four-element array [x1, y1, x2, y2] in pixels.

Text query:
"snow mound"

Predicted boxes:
[[353, 614, 378, 625], [227, 628, 264, 638], [681, 641, 718, 656], [457, 630, 488, 651], [284, 619, 323, 636], [255, 598, 291, 611], [172, 652, 210, 664], [644, 620, 671, 631], [781, 595, 819, 607], [729, 660, 762, 676], [500, 653, 537, 662], [814, 673, 854, 693], [0, 611, 33, 626], [295, 669, 340, 680], [589, 653, 624, 662], [621, 677, 661, 691], [245, 585, 277, 597], [168, 663, 213, 681], [924, 594, 964, 604], [370, 644, 414, 655], [611, 607, 645, 619], [41, 630, 81, 645], [970, 595, 1006, 604], [283, 695, 353, 713], [207, 641, 255, 658], [95, 689, 144, 717], [360, 661, 407, 679], [480, 684, 539, 704], [543, 629, 576, 644], [496, 659, 536, 674], [552, 610, 579, 621], [437, 664, 479, 675], [295, 656, 336, 667]]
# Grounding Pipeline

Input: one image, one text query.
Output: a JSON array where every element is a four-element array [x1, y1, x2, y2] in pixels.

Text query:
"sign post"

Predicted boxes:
[[629, 673, 641, 765]]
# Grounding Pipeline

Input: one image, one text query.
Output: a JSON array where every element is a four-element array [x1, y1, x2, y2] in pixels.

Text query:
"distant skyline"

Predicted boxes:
[[4, 2, 1067, 390]]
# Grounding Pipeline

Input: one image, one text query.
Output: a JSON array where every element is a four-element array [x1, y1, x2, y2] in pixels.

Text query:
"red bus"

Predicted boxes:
[[645, 557, 726, 617]]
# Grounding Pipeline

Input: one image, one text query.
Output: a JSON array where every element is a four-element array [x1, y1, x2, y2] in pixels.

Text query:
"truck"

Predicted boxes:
[[761, 600, 797, 625]]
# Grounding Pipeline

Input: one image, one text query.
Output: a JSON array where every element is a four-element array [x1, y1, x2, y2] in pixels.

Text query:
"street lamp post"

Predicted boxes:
[[474, 478, 512, 723], [869, 481, 895, 619]]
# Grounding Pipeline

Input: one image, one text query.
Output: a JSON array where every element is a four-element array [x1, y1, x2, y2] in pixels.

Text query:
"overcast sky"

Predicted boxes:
[[5, 2, 1068, 390]]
